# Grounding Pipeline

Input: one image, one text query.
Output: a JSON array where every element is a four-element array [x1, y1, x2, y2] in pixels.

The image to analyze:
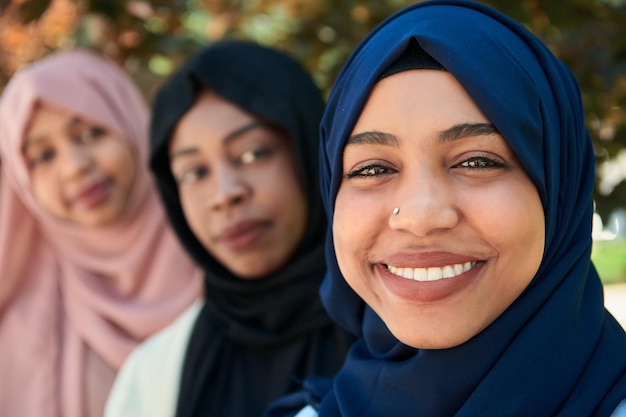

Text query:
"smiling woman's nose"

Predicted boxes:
[[388, 173, 459, 237]]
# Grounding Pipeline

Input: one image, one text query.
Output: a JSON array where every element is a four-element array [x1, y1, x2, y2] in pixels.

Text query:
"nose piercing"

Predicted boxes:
[[392, 207, 400, 215]]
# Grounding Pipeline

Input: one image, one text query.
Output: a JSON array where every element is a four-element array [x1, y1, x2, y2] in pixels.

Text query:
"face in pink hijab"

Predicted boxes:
[[0, 49, 202, 417], [23, 101, 138, 228]]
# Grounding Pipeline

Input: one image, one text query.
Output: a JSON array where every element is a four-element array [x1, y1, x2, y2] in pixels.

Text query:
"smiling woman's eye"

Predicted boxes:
[[346, 164, 395, 179], [176, 166, 209, 185], [455, 156, 508, 170]]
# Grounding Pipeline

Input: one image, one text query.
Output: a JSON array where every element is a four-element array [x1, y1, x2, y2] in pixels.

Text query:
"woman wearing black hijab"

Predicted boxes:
[[104, 40, 354, 417]]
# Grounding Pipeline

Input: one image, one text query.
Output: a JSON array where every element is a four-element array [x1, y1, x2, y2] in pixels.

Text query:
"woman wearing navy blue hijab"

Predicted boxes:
[[264, 1, 626, 416]]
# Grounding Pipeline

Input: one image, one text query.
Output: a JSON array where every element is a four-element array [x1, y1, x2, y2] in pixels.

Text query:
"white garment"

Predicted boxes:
[[294, 405, 318, 417], [612, 399, 626, 417], [104, 301, 203, 417]]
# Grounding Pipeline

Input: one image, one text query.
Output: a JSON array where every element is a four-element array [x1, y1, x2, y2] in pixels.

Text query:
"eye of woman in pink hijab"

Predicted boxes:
[[23, 102, 137, 227]]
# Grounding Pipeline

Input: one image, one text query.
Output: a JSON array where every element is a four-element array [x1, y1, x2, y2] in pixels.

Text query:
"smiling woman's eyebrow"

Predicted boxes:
[[346, 131, 399, 147], [347, 124, 498, 147], [439, 123, 499, 143]]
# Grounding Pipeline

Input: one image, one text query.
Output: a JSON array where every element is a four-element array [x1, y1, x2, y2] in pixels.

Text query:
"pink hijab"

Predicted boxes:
[[0, 49, 203, 417]]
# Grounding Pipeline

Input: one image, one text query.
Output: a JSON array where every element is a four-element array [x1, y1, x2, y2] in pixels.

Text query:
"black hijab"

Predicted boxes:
[[149, 40, 353, 417]]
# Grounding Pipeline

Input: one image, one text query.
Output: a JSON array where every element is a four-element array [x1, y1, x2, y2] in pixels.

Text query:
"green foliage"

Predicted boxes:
[[1, 0, 626, 216], [592, 239, 626, 284]]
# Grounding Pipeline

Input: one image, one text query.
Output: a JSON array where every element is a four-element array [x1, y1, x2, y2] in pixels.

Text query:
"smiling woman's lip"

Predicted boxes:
[[381, 251, 480, 268], [376, 261, 484, 303], [71, 180, 111, 209], [218, 220, 272, 252]]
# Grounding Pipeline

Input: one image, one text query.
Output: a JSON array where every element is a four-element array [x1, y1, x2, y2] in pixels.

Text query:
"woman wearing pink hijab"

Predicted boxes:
[[0, 49, 203, 417]]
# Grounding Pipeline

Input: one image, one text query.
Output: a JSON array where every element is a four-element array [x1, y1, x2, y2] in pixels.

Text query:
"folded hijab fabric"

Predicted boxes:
[[149, 40, 354, 417], [265, 1, 626, 416], [0, 49, 202, 417]]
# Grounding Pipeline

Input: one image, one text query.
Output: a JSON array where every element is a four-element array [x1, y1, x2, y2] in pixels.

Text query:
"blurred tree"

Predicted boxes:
[[1, 0, 625, 217]]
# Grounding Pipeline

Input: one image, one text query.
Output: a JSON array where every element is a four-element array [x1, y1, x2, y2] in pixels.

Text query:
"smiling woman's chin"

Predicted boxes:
[[386, 318, 479, 350]]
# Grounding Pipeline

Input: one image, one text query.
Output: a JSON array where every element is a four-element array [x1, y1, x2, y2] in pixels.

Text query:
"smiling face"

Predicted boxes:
[[169, 91, 308, 279], [333, 70, 545, 349], [23, 102, 136, 227]]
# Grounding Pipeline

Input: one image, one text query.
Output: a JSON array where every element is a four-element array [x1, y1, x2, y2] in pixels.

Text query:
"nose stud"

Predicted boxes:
[[392, 207, 400, 215]]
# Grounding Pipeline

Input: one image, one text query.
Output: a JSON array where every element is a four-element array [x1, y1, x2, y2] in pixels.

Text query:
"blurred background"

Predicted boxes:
[[1, 0, 625, 284]]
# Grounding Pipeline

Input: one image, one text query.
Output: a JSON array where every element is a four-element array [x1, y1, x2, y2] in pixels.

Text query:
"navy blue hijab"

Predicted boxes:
[[265, 1, 626, 416]]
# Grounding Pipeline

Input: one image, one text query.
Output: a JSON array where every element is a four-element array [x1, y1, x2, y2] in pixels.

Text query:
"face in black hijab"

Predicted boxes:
[[149, 40, 354, 417]]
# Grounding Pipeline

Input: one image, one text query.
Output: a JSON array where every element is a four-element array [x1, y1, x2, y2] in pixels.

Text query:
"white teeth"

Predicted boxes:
[[387, 261, 477, 282], [414, 267, 427, 281], [442, 265, 455, 278], [427, 267, 442, 281]]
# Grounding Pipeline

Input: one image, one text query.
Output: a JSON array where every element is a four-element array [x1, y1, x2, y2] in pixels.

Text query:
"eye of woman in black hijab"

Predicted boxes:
[[169, 89, 309, 279]]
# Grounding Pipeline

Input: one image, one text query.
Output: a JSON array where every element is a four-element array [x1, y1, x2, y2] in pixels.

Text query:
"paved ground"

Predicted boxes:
[[605, 283, 626, 329]]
